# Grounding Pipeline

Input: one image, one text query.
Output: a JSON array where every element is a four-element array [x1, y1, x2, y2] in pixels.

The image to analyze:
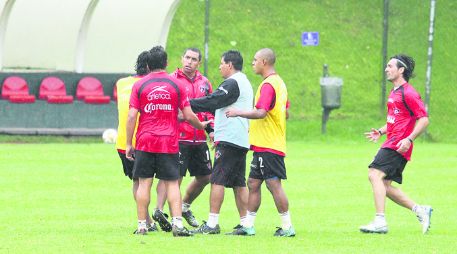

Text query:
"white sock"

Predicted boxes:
[[245, 211, 257, 228], [172, 217, 183, 228], [280, 211, 292, 230], [240, 215, 247, 227], [375, 213, 386, 224], [138, 220, 147, 229], [207, 213, 219, 228], [182, 202, 191, 213]]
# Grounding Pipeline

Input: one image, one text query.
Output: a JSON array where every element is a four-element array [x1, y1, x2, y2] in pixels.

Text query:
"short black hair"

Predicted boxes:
[[183, 47, 202, 61], [148, 46, 167, 71], [222, 50, 243, 71], [135, 51, 150, 75], [390, 54, 415, 82]]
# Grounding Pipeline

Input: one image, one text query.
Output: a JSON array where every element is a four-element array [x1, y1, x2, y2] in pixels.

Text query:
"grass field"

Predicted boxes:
[[166, 0, 457, 142], [1, 140, 456, 254]]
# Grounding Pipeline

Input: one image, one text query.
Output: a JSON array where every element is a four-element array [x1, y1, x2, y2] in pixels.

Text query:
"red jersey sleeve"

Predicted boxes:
[[129, 81, 140, 110], [405, 91, 428, 119], [255, 83, 276, 111]]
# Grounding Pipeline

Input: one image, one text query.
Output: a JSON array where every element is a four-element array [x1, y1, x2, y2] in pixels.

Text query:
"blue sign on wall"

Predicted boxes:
[[302, 32, 319, 46]]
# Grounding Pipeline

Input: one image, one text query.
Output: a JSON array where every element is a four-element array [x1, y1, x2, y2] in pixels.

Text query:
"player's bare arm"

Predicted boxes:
[[182, 106, 212, 130], [125, 108, 138, 161], [225, 107, 267, 119], [396, 116, 429, 153]]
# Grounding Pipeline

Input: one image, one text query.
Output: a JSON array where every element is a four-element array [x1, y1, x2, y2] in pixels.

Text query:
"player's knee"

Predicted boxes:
[[265, 178, 281, 192], [368, 169, 383, 182], [196, 174, 210, 185], [247, 178, 261, 192]]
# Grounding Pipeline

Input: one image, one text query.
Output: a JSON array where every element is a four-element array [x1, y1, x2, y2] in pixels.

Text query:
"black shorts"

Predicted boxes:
[[178, 143, 212, 177], [369, 148, 408, 184], [132, 150, 180, 180], [210, 142, 248, 188], [249, 152, 287, 180], [118, 151, 135, 180]]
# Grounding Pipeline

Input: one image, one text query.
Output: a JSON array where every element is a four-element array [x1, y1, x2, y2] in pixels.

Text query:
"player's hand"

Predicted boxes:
[[396, 138, 412, 154], [364, 128, 381, 142], [200, 120, 213, 130], [225, 108, 240, 118], [177, 109, 184, 122], [208, 132, 215, 150], [126, 145, 135, 161]]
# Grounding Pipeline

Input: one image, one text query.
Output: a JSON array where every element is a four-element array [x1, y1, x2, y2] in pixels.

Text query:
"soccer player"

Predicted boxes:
[[225, 48, 295, 237], [126, 46, 209, 236], [170, 48, 214, 228], [115, 50, 168, 234], [190, 50, 254, 234], [359, 54, 432, 234]]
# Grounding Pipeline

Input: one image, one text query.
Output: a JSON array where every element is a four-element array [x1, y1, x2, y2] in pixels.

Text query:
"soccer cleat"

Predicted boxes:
[[191, 221, 221, 234], [274, 226, 296, 237], [152, 209, 172, 232], [133, 228, 148, 235], [147, 223, 158, 232], [224, 224, 241, 235], [359, 221, 388, 234], [416, 205, 433, 234], [225, 225, 255, 236], [182, 210, 199, 227], [172, 225, 194, 237]]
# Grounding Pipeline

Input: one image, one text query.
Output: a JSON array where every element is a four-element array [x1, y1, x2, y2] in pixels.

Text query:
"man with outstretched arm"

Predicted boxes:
[[360, 54, 431, 234]]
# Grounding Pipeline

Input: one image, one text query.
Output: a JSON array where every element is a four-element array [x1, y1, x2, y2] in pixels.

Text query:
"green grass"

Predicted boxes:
[[166, 0, 457, 142], [0, 134, 101, 143], [1, 141, 456, 253]]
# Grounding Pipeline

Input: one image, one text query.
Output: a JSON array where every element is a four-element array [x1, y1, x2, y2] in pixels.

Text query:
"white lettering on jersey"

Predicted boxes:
[[387, 115, 395, 124], [147, 86, 171, 101], [219, 87, 228, 94], [144, 103, 173, 113]]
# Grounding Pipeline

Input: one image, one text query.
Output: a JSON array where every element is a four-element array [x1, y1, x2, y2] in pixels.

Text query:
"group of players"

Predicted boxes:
[[115, 45, 432, 237]]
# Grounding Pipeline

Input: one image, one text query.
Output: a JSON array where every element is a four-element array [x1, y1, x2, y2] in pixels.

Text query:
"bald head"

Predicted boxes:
[[256, 48, 276, 66]]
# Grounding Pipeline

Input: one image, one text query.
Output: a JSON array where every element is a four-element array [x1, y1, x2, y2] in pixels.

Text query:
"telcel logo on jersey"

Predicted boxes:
[[147, 86, 171, 100]]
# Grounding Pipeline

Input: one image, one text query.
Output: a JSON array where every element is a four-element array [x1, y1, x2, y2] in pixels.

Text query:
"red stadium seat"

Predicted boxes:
[[76, 76, 110, 104], [39, 76, 74, 104], [1, 76, 36, 103], [8, 94, 36, 103]]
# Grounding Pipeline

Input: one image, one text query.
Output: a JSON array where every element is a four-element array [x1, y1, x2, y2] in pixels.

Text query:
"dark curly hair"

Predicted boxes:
[[390, 54, 415, 82], [148, 46, 167, 71], [135, 51, 150, 76]]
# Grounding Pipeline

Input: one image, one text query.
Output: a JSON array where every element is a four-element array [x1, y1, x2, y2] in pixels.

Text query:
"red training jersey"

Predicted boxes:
[[381, 83, 427, 160], [172, 68, 214, 144], [129, 71, 189, 153]]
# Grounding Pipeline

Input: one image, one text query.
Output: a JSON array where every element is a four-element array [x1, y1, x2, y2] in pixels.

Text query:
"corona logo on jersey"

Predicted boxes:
[[144, 85, 173, 113]]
